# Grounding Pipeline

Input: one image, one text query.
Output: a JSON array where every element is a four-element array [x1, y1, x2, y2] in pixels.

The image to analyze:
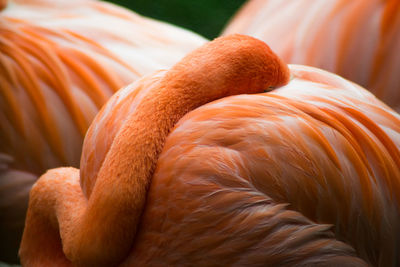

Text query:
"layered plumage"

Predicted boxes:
[[0, 0, 206, 262], [20, 35, 400, 266], [223, 0, 400, 112], [0, 0, 206, 176]]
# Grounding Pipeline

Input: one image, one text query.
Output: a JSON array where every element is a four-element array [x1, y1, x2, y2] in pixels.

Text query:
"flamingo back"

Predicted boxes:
[[223, 0, 400, 112]]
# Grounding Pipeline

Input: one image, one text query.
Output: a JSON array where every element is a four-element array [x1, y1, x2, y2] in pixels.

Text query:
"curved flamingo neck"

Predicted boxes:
[[82, 34, 290, 198], [82, 34, 289, 264], [21, 34, 290, 266]]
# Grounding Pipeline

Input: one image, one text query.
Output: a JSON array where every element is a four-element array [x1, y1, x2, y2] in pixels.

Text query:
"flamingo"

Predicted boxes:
[[20, 35, 400, 266], [223, 0, 400, 112], [0, 0, 206, 262]]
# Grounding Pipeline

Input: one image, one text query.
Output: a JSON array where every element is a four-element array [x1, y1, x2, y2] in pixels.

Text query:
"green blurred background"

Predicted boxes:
[[104, 0, 247, 39]]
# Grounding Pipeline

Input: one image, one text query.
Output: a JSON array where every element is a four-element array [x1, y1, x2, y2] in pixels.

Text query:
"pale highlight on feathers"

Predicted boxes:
[[223, 0, 400, 112]]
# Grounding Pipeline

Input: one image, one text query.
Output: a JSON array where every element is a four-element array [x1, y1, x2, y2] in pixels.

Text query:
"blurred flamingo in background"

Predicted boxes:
[[223, 0, 400, 112], [20, 35, 400, 266], [0, 0, 206, 262]]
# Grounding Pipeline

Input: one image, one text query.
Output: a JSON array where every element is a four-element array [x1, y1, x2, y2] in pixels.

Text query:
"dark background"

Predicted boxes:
[[103, 0, 247, 39]]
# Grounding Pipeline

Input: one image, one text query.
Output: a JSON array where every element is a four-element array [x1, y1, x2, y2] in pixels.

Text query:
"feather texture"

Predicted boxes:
[[20, 35, 400, 266]]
